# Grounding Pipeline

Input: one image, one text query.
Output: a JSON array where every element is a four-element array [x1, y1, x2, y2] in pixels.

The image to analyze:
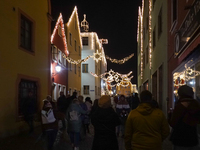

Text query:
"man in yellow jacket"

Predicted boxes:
[[124, 90, 170, 150]]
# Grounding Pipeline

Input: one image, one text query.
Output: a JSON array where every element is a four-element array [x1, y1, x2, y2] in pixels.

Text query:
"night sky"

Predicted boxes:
[[51, 0, 142, 84]]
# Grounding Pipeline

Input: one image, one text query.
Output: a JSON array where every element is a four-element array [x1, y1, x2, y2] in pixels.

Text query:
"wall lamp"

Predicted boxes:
[[52, 65, 61, 82]]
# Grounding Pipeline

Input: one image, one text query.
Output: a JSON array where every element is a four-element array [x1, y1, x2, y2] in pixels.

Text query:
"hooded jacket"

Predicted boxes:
[[169, 98, 200, 147], [125, 103, 170, 150]]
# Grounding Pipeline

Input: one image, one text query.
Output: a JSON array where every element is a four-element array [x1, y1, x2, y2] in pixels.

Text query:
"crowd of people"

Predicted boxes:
[[22, 84, 200, 150]]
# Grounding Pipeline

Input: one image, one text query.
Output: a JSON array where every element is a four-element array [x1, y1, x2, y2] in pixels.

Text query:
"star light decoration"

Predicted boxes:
[[91, 50, 102, 63], [173, 61, 200, 86], [90, 69, 133, 87]]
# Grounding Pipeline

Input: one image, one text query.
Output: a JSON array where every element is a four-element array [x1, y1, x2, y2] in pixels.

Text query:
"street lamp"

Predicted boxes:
[[52, 65, 61, 82]]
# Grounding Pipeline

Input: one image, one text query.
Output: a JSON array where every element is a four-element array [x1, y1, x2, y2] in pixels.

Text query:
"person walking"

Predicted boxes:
[[169, 85, 200, 150], [91, 95, 121, 150], [22, 90, 37, 134], [124, 90, 170, 150], [57, 91, 67, 130], [66, 98, 87, 150], [41, 100, 58, 150], [116, 95, 130, 137], [84, 97, 92, 134]]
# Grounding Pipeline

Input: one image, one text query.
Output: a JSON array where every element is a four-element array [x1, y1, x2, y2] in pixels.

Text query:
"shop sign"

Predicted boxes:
[[175, 0, 200, 57]]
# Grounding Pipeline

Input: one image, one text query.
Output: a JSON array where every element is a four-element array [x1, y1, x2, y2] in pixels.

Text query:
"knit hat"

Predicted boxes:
[[178, 85, 194, 98], [98, 95, 111, 108]]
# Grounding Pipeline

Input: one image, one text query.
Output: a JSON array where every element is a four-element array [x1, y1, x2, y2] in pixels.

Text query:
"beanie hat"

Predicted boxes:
[[178, 85, 194, 98], [98, 95, 111, 108]]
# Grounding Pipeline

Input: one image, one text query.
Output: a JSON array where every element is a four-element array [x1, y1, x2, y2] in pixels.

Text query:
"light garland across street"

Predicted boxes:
[[90, 69, 133, 87], [62, 52, 134, 64]]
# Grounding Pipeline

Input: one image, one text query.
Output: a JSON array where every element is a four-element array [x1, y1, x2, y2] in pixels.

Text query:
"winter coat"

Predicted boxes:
[[66, 103, 86, 132], [57, 95, 68, 113], [169, 98, 200, 147], [125, 103, 170, 150], [91, 106, 121, 150]]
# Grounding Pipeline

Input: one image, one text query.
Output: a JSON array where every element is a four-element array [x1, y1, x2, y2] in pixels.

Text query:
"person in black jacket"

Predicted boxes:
[[57, 91, 67, 130], [169, 85, 200, 149], [91, 95, 121, 150]]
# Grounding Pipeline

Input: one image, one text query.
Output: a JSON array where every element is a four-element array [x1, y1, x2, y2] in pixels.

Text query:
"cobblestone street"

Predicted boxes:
[[0, 125, 174, 150]]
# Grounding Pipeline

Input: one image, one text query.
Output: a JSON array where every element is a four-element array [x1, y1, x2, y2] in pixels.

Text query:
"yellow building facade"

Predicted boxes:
[[0, 0, 51, 137], [65, 7, 82, 95]]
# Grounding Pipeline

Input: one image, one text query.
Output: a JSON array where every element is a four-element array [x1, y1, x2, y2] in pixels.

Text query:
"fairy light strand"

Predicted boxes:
[[106, 53, 134, 64]]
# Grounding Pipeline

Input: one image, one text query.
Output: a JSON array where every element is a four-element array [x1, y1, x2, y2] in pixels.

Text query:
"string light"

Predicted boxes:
[[173, 60, 200, 86], [106, 53, 134, 64], [90, 70, 133, 88], [63, 54, 91, 64], [148, 0, 152, 69], [67, 6, 82, 48], [51, 13, 69, 55], [91, 50, 102, 63]]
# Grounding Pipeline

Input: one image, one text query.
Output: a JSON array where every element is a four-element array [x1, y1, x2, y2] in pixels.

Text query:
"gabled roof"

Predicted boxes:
[[51, 13, 69, 55], [66, 6, 82, 48]]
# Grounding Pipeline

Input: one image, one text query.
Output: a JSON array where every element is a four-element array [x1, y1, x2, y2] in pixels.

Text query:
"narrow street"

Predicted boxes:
[[0, 124, 173, 150]]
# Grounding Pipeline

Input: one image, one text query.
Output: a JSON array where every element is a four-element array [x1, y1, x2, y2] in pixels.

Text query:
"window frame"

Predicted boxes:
[[19, 10, 35, 53], [82, 64, 88, 73], [82, 37, 89, 46], [83, 85, 90, 95], [158, 7, 163, 39]]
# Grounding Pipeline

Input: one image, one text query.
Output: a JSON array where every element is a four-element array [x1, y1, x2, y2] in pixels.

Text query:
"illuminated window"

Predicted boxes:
[[52, 45, 57, 61], [82, 37, 88, 46], [74, 64, 76, 74], [82, 64, 88, 73], [20, 14, 33, 52], [83, 85, 89, 95], [58, 25, 62, 37]]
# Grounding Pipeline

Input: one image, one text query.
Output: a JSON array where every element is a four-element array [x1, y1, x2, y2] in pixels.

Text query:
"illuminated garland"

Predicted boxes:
[[51, 13, 69, 55], [106, 53, 134, 64], [63, 52, 134, 64], [63, 54, 91, 64], [173, 61, 200, 86], [90, 69, 133, 87], [148, 0, 152, 69]]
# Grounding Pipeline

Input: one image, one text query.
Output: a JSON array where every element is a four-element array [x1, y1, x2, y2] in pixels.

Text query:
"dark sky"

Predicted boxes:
[[51, 0, 142, 84]]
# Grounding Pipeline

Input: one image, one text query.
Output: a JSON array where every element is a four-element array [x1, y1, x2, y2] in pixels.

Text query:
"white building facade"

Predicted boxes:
[[81, 32, 107, 101]]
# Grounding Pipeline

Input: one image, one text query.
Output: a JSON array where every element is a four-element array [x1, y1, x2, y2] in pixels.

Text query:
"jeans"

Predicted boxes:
[[45, 129, 58, 150], [69, 132, 80, 147]]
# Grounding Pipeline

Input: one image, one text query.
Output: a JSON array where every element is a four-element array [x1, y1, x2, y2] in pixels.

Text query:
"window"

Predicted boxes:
[[74, 64, 76, 74], [20, 14, 33, 51], [78, 66, 80, 77], [18, 79, 37, 116], [83, 85, 89, 95], [95, 86, 97, 95], [153, 26, 156, 48], [153, 0, 156, 7], [74, 40, 77, 51], [82, 64, 88, 73], [52, 45, 57, 61], [63, 55, 66, 67], [138, 62, 141, 75], [58, 49, 62, 64], [98, 87, 100, 96], [82, 37, 88, 46], [143, 27, 145, 40], [69, 33, 72, 46], [146, 46, 149, 64], [79, 46, 81, 56], [58, 25, 62, 37], [158, 7, 163, 38]]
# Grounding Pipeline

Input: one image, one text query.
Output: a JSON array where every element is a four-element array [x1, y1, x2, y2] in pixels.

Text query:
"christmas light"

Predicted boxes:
[[91, 50, 102, 63], [63, 54, 91, 64], [173, 60, 200, 86], [67, 6, 82, 48], [51, 13, 69, 55], [106, 53, 134, 64], [148, 0, 152, 69]]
